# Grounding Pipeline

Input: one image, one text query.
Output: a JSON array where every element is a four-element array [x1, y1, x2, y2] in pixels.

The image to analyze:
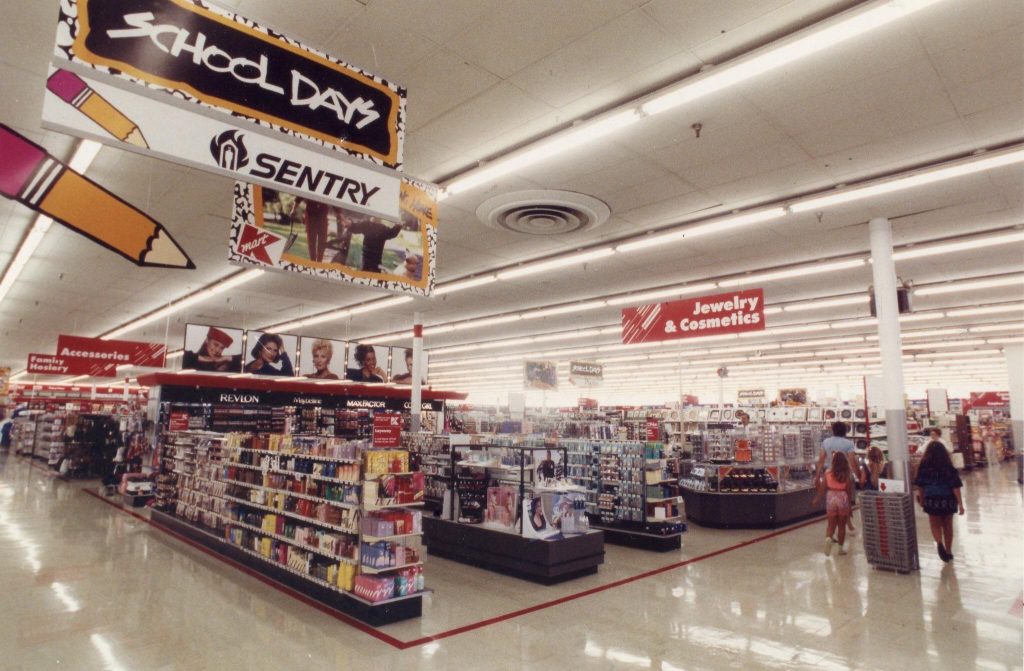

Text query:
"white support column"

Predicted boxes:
[[869, 217, 910, 488], [1004, 343, 1024, 483], [411, 312, 423, 433]]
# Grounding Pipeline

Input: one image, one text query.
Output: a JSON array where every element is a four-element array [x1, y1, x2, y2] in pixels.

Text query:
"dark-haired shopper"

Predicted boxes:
[[914, 441, 965, 562]]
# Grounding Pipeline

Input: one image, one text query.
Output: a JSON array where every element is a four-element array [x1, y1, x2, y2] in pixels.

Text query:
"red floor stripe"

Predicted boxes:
[[63, 462, 834, 651]]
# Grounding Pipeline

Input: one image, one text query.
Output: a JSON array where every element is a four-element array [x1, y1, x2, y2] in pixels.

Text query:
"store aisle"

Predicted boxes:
[[1, 452, 1021, 671]]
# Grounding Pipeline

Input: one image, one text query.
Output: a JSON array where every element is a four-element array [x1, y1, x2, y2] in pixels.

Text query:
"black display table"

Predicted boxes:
[[682, 487, 825, 528], [150, 509, 423, 626], [423, 517, 604, 584]]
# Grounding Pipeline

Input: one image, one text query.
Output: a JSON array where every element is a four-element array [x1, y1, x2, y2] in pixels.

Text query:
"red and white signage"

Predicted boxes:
[[969, 391, 1010, 409], [372, 413, 402, 448], [621, 289, 765, 344], [27, 353, 117, 377], [168, 412, 191, 432], [56, 335, 167, 368], [646, 417, 660, 441]]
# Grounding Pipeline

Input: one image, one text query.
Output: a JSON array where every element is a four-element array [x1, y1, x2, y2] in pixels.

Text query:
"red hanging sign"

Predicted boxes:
[[646, 417, 660, 441], [621, 289, 765, 344], [56, 335, 167, 368], [372, 413, 402, 448], [968, 391, 1010, 409]]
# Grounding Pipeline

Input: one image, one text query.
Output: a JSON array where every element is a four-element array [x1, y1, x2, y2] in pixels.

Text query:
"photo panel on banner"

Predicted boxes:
[[298, 337, 348, 380], [244, 330, 298, 377], [229, 179, 438, 296], [524, 360, 558, 391], [391, 347, 428, 385], [182, 324, 244, 373], [347, 344, 390, 383]]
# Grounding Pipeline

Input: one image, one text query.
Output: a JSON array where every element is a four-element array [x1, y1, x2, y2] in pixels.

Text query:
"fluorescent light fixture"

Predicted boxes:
[[62, 375, 89, 384], [642, 1, 942, 116], [893, 230, 1024, 261], [753, 351, 818, 361], [763, 306, 784, 315], [988, 336, 1024, 344], [903, 339, 987, 349], [605, 282, 719, 306], [899, 312, 944, 323], [103, 269, 265, 339], [446, 110, 641, 195], [830, 317, 878, 329], [521, 300, 607, 320], [739, 323, 831, 337], [914, 274, 1024, 296], [969, 322, 1024, 333], [68, 140, 103, 172], [867, 328, 966, 341], [615, 209, 786, 253], [824, 347, 879, 356], [793, 145, 1024, 213], [532, 329, 604, 343], [433, 275, 498, 296], [781, 336, 864, 348], [783, 295, 869, 312], [707, 343, 782, 355], [946, 303, 1024, 317], [914, 349, 1002, 359], [474, 337, 534, 350], [348, 296, 414, 315], [422, 325, 457, 336], [719, 258, 865, 287], [165, 350, 184, 360], [451, 314, 522, 331], [497, 247, 616, 281]]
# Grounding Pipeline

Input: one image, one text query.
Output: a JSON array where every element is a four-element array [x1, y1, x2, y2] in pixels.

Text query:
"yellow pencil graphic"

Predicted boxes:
[[0, 124, 193, 269], [47, 69, 148, 148]]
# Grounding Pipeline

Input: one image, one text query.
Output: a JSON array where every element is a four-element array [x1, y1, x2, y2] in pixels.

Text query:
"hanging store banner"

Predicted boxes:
[[524, 360, 558, 391], [53, 0, 405, 168], [229, 180, 437, 296], [568, 361, 603, 388], [969, 391, 1010, 408], [621, 289, 765, 344], [737, 389, 765, 402], [27, 353, 117, 377], [56, 334, 166, 368], [0, 367, 9, 396], [42, 66, 401, 221]]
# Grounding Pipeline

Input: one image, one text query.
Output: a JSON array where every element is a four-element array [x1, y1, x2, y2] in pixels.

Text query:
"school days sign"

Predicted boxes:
[[621, 289, 765, 344], [55, 0, 406, 168]]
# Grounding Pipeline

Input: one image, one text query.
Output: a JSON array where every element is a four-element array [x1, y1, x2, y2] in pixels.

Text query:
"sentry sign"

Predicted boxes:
[[621, 289, 765, 344]]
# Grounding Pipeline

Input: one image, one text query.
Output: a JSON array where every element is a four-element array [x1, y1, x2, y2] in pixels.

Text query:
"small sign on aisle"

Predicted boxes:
[[372, 413, 402, 448]]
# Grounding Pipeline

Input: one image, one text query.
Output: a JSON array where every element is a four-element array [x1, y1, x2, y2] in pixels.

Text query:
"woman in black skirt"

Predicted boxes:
[[914, 441, 965, 562]]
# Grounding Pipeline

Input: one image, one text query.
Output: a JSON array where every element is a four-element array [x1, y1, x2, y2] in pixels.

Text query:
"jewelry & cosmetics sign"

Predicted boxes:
[[621, 288, 765, 344], [54, 0, 405, 168]]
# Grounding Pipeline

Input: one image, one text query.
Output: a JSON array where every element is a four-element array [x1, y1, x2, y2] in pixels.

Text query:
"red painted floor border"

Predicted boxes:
[[54, 457, 833, 652]]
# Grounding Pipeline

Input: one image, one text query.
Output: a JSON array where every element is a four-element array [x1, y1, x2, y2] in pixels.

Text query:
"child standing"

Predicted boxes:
[[822, 451, 855, 555], [914, 441, 965, 562]]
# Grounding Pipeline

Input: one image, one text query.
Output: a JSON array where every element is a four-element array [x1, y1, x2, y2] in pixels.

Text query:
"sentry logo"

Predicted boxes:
[[210, 130, 249, 170]]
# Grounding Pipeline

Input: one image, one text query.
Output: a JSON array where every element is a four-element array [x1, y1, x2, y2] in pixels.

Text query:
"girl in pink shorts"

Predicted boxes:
[[822, 451, 855, 556]]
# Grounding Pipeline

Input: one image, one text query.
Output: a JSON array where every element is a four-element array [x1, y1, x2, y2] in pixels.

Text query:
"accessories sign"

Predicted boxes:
[[56, 335, 167, 368], [621, 289, 765, 344], [56, 0, 405, 167]]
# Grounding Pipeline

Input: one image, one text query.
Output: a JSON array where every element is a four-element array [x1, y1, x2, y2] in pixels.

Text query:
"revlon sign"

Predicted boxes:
[[621, 289, 765, 344]]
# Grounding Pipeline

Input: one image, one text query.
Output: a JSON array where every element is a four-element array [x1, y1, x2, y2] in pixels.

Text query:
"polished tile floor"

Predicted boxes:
[[1, 451, 1021, 670]]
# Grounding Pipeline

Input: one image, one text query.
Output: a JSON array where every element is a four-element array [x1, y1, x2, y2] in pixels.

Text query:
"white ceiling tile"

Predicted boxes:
[[960, 100, 1024, 147], [508, 10, 683, 108], [925, 24, 1024, 89], [681, 141, 811, 189], [403, 49, 501, 131]]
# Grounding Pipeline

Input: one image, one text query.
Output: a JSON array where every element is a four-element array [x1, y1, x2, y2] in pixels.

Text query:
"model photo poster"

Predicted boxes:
[[229, 179, 438, 296], [347, 344, 390, 383], [52, 0, 405, 168], [779, 388, 808, 406], [182, 324, 244, 373], [298, 337, 347, 380], [243, 330, 298, 377], [391, 347, 428, 385], [524, 360, 558, 391], [568, 361, 602, 387], [621, 288, 765, 344]]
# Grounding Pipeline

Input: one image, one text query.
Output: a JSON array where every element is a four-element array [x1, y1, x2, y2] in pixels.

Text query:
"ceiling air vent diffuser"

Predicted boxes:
[[476, 190, 610, 235]]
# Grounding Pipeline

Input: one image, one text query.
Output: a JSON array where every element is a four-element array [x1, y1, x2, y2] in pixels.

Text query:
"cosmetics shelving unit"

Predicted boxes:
[[140, 373, 465, 626], [422, 439, 604, 584], [563, 439, 686, 551]]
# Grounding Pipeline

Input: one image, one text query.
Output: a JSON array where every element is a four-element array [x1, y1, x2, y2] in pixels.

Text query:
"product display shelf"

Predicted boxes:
[[424, 441, 605, 583], [565, 439, 685, 551], [680, 424, 825, 528], [158, 431, 426, 624], [12, 414, 41, 456]]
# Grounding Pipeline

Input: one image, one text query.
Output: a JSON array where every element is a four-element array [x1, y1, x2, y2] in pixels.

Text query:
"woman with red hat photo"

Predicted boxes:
[[183, 326, 243, 372]]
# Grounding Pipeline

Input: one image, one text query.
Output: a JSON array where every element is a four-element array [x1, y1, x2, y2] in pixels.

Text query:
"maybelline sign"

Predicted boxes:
[[42, 65, 400, 220], [55, 0, 405, 168]]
